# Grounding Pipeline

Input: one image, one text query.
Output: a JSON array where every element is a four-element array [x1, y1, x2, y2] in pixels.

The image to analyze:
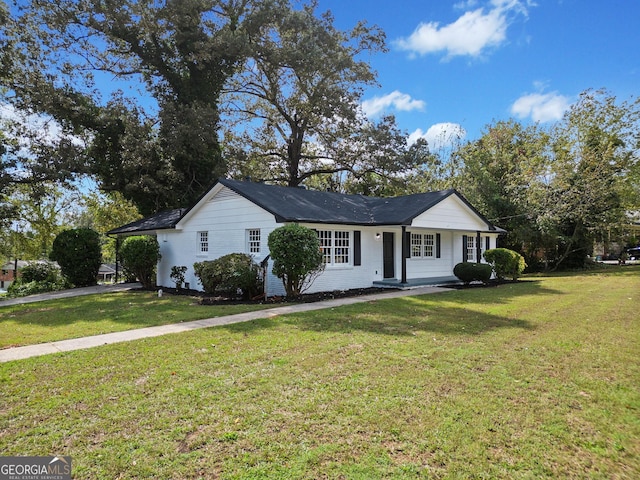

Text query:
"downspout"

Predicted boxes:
[[401, 226, 407, 284]]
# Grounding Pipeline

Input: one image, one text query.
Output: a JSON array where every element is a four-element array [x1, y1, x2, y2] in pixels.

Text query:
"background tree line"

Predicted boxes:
[[0, 1, 638, 271]]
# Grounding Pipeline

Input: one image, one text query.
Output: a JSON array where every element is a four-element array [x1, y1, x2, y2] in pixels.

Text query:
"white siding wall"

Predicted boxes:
[[157, 188, 282, 294], [300, 225, 386, 293], [406, 230, 454, 278]]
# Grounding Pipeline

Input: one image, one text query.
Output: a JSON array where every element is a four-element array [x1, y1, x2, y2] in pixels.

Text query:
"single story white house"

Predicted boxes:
[[108, 178, 505, 296]]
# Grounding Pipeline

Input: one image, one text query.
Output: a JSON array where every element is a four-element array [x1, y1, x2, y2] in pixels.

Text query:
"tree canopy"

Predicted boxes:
[[222, 3, 394, 188], [1, 0, 283, 214], [1, 0, 414, 210], [453, 90, 640, 269]]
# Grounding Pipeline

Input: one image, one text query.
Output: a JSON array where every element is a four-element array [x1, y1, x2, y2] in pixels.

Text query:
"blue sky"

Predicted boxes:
[[3, 0, 638, 155], [320, 0, 640, 149]]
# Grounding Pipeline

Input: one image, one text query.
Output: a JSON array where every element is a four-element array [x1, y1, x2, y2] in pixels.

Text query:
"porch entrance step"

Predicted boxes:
[[373, 276, 460, 289]]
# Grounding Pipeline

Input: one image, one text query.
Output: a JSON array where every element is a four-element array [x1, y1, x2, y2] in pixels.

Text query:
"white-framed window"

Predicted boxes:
[[466, 235, 476, 262], [198, 231, 209, 254], [247, 229, 261, 253], [334, 231, 350, 264], [318, 230, 333, 264], [466, 235, 492, 262], [411, 233, 435, 258], [317, 230, 350, 266]]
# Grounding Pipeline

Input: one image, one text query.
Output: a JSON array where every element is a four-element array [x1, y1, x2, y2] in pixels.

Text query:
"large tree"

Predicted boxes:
[[1, 0, 282, 214], [451, 90, 640, 270], [452, 119, 552, 264], [223, 3, 406, 189], [539, 89, 640, 267]]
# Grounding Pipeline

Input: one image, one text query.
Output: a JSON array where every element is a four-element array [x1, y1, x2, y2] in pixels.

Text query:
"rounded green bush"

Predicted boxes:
[[268, 224, 324, 297], [20, 262, 60, 284], [50, 228, 103, 287], [7, 262, 68, 298], [120, 236, 161, 289], [453, 262, 493, 285], [483, 248, 526, 281], [194, 253, 261, 299]]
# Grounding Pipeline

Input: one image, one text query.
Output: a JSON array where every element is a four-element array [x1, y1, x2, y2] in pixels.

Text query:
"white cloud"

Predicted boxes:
[[510, 92, 570, 122], [395, 0, 532, 59], [409, 123, 467, 150], [361, 91, 426, 118], [454, 0, 479, 10]]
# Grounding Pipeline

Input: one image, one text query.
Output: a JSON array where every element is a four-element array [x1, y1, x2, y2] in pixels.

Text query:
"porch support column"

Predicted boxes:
[[114, 235, 121, 283], [401, 226, 407, 284], [476, 231, 482, 264]]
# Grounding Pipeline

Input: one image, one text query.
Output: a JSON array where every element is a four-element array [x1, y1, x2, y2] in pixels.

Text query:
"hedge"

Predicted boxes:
[[453, 262, 493, 285]]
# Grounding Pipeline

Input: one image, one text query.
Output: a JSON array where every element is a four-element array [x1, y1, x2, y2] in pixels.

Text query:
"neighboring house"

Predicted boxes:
[[108, 178, 505, 296], [98, 263, 118, 283], [593, 210, 640, 260], [0, 260, 27, 290]]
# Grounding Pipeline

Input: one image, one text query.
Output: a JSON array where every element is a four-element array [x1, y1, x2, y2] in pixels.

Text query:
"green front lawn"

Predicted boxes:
[[0, 292, 280, 348], [1, 267, 639, 478]]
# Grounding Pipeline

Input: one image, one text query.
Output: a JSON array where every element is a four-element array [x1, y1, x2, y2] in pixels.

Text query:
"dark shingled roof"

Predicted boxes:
[[106, 209, 184, 235], [108, 178, 501, 234], [217, 178, 460, 226]]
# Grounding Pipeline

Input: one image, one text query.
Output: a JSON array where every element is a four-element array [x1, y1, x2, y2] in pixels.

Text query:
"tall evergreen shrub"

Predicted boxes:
[[50, 228, 102, 287], [119, 236, 161, 289], [268, 224, 324, 297]]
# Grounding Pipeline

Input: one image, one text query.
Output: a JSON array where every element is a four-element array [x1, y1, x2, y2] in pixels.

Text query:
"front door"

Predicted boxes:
[[383, 232, 395, 279]]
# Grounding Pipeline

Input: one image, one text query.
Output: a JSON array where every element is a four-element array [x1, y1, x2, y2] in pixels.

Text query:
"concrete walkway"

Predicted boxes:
[[0, 282, 142, 307], [0, 285, 448, 363]]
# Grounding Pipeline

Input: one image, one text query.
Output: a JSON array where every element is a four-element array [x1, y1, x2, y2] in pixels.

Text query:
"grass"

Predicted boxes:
[[1, 267, 639, 478], [0, 292, 280, 348]]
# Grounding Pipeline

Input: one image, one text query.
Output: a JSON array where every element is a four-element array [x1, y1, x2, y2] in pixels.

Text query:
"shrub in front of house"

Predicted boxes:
[[193, 261, 220, 294], [193, 253, 261, 299], [268, 223, 324, 298], [453, 262, 493, 285], [50, 228, 103, 287], [170, 265, 188, 289], [120, 235, 161, 290], [483, 248, 527, 281], [7, 262, 67, 298]]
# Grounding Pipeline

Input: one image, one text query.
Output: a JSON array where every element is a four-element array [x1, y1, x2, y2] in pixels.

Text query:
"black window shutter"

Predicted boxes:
[[404, 231, 411, 259], [462, 235, 468, 262], [436, 233, 441, 258], [485, 236, 490, 252], [353, 231, 361, 266]]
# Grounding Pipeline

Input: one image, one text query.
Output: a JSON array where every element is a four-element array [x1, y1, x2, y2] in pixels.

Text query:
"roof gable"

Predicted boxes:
[[411, 194, 490, 230]]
